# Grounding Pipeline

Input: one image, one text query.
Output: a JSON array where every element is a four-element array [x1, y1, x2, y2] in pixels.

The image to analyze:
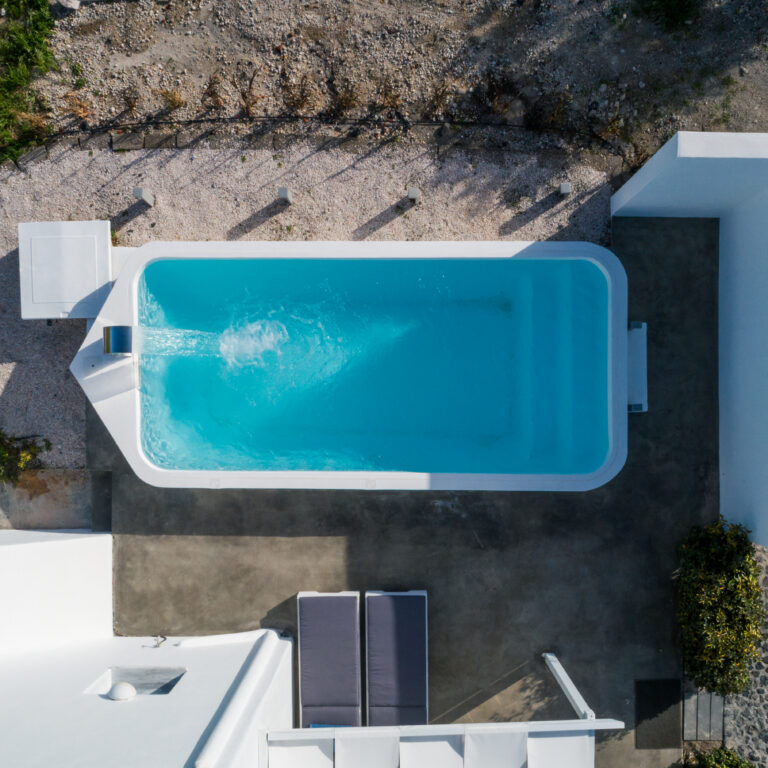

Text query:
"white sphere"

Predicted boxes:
[[108, 681, 137, 701]]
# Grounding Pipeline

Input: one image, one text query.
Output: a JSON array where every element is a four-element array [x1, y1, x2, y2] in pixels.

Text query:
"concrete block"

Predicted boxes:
[[78, 133, 110, 150], [0, 158, 18, 178], [709, 694, 723, 741], [143, 131, 176, 149], [16, 145, 47, 171], [133, 187, 155, 207], [111, 131, 144, 151], [245, 129, 274, 150], [407, 186, 421, 203], [682, 689, 697, 740], [176, 128, 207, 148], [278, 187, 293, 204], [559, 182, 572, 196], [696, 690, 711, 740]]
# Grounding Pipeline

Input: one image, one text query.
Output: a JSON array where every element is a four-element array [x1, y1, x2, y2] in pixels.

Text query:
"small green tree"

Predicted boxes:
[[678, 517, 766, 696], [0, 428, 50, 483]]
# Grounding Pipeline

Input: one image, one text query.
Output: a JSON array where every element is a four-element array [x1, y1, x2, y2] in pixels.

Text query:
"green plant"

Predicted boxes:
[[0, 0, 56, 161], [689, 747, 757, 768], [678, 517, 766, 695], [0, 428, 50, 483], [70, 61, 85, 88]]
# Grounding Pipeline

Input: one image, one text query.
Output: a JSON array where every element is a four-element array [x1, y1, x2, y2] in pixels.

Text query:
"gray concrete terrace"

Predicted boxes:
[[83, 217, 720, 768]]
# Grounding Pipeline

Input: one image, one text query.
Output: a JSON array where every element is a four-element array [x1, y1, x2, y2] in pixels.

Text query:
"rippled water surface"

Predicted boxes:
[[138, 258, 610, 474]]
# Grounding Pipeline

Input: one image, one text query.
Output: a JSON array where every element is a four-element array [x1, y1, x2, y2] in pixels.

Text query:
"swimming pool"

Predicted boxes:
[[71, 241, 628, 490]]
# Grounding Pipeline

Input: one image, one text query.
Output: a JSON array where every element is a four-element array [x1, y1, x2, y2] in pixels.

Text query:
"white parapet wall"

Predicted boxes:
[[0, 530, 294, 768], [0, 530, 113, 656], [612, 131, 768, 545]]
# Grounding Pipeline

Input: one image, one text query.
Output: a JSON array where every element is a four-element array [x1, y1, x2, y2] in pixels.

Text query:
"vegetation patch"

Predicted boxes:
[[0, 0, 56, 162], [0, 427, 50, 483], [678, 517, 766, 696], [686, 747, 757, 768]]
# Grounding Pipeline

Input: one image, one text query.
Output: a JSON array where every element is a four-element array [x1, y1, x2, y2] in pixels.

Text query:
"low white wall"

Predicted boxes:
[[612, 132, 768, 545], [718, 194, 768, 543], [0, 530, 113, 656]]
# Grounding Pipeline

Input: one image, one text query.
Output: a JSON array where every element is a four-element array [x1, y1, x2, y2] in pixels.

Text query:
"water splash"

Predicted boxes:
[[219, 320, 289, 367]]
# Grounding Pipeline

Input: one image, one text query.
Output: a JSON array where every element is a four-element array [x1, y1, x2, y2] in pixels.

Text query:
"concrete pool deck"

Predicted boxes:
[[79, 217, 721, 768]]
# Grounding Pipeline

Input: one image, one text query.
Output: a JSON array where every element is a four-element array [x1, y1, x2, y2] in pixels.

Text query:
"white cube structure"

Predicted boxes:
[[18, 220, 112, 319]]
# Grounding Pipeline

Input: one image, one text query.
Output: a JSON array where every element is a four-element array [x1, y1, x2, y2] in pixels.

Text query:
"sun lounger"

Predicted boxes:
[[365, 590, 428, 726], [297, 591, 362, 727]]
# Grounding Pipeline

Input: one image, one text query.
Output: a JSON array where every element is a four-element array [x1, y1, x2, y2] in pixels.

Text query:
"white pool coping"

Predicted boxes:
[[70, 240, 628, 491]]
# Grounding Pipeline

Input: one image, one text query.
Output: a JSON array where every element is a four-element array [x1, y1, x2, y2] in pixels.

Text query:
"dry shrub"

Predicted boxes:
[[523, 92, 572, 131], [423, 80, 451, 118], [282, 72, 314, 113], [377, 75, 403, 111], [232, 66, 262, 118], [72, 20, 104, 37], [15, 111, 50, 139], [64, 92, 90, 120], [121, 86, 140, 115], [160, 89, 185, 111], [329, 78, 358, 117], [201, 73, 226, 110]]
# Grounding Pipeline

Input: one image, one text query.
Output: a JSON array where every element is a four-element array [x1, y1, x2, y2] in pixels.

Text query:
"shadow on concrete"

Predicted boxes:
[[352, 197, 415, 240]]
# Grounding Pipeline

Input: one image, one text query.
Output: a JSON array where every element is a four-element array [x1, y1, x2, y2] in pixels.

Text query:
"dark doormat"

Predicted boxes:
[[635, 679, 682, 749]]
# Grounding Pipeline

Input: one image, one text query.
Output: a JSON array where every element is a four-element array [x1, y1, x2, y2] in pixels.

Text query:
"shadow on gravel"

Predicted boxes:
[[111, 200, 149, 232], [351, 196, 415, 240], [226, 200, 288, 239]]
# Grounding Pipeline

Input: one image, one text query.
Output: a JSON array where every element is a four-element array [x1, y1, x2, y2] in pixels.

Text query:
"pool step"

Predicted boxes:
[[628, 321, 648, 412]]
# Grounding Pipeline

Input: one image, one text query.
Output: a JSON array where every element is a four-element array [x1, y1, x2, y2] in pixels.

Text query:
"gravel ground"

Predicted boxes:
[[30, 0, 768, 163], [0, 139, 612, 468], [725, 544, 768, 768]]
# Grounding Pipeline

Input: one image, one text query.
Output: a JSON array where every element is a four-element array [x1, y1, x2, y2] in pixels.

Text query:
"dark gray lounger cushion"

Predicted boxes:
[[366, 593, 428, 726], [298, 593, 361, 727]]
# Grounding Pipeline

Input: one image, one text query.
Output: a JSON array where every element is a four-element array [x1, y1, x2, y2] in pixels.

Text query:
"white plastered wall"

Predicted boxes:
[[0, 530, 113, 656], [612, 131, 768, 545]]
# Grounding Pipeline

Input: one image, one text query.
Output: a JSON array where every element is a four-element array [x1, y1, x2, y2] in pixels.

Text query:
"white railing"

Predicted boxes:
[[267, 718, 623, 743], [542, 652, 596, 720]]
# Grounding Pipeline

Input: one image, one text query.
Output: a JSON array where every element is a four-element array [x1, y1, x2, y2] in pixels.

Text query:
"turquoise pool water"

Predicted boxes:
[[138, 258, 610, 475]]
